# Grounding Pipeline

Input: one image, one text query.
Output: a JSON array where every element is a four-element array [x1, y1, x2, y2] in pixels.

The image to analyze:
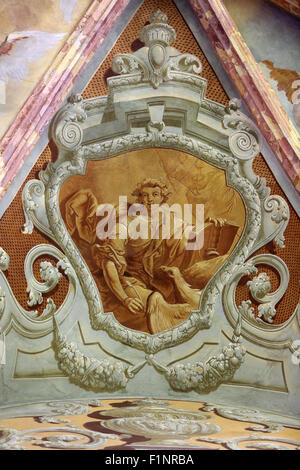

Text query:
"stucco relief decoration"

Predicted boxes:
[[0, 10, 293, 395]]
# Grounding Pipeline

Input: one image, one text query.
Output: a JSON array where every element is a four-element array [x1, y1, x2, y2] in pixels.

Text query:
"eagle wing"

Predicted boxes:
[[0, 30, 66, 83]]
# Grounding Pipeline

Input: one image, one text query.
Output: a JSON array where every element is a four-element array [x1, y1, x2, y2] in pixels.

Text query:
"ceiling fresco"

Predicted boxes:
[[0, 0, 92, 139], [223, 0, 300, 132], [0, 0, 298, 212], [1, 398, 300, 450], [60, 149, 245, 334], [0, 0, 299, 448]]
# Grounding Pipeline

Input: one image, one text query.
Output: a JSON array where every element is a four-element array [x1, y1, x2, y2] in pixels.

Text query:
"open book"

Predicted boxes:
[[188, 221, 239, 259]]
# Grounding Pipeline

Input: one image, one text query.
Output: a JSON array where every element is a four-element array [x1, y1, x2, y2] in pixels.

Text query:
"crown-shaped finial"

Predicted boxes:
[[139, 9, 176, 47], [149, 9, 168, 24], [110, 8, 202, 89]]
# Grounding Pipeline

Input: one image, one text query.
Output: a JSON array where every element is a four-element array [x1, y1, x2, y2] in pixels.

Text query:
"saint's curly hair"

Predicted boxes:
[[131, 178, 171, 203]]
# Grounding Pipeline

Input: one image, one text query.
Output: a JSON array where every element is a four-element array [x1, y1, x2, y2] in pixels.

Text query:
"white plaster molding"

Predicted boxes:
[[0, 10, 294, 403]]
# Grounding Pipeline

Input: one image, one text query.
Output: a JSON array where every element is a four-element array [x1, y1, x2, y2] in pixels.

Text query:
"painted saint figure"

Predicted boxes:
[[64, 178, 237, 334]]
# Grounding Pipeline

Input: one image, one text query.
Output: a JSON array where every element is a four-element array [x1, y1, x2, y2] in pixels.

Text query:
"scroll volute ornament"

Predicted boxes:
[[51, 94, 87, 151], [223, 98, 262, 160]]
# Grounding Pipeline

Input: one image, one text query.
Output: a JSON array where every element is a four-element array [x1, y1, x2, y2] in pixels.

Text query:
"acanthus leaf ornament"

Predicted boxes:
[[247, 273, 278, 324], [201, 403, 300, 434], [257, 303, 277, 324], [40, 261, 62, 288], [237, 300, 256, 323], [21, 179, 54, 239], [0, 247, 10, 271], [223, 254, 290, 335], [25, 249, 62, 316], [0, 244, 77, 337], [264, 195, 290, 248], [111, 9, 202, 90], [42, 126, 263, 355], [0, 426, 119, 450], [166, 53, 202, 78], [111, 54, 148, 84], [248, 272, 272, 300], [33, 11, 289, 388], [40, 298, 57, 319]]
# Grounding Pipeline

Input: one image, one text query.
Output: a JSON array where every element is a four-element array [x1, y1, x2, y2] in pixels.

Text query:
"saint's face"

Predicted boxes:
[[140, 186, 164, 211]]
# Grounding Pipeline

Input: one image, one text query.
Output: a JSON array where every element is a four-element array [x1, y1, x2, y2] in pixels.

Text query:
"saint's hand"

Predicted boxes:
[[124, 297, 144, 314], [206, 217, 227, 227]]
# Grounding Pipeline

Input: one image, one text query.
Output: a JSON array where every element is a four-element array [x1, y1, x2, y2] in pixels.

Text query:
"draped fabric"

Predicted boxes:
[[64, 190, 236, 333]]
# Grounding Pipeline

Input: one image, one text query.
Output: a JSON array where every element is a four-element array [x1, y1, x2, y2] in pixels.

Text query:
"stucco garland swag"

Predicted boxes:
[[145, 310, 245, 392], [53, 308, 245, 392]]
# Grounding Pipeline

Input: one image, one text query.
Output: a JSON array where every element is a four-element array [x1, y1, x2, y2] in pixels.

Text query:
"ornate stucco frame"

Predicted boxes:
[[22, 11, 289, 353], [0, 11, 297, 405]]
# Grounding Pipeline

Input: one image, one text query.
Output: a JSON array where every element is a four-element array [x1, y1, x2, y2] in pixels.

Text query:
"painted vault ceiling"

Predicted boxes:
[[0, 0, 299, 452], [0, 0, 92, 139]]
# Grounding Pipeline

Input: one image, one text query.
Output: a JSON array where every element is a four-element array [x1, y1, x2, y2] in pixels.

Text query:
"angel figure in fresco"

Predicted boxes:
[[64, 178, 239, 334]]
